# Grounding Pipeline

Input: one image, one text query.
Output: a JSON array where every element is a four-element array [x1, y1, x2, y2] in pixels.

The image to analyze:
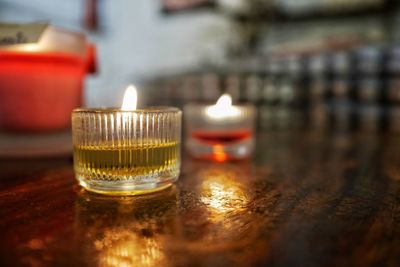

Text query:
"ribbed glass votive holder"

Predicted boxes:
[[72, 107, 181, 195]]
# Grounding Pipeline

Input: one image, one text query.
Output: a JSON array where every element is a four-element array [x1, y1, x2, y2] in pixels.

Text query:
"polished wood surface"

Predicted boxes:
[[1, 131, 400, 267]]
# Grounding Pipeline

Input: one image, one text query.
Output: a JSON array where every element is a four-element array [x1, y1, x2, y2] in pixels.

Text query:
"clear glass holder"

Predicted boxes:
[[72, 107, 181, 195], [184, 104, 256, 161]]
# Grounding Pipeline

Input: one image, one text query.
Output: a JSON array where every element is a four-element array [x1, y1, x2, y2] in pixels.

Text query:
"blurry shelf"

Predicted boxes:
[[0, 131, 72, 158]]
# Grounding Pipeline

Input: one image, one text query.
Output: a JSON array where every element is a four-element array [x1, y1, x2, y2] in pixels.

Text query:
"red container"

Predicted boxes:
[[0, 44, 96, 131]]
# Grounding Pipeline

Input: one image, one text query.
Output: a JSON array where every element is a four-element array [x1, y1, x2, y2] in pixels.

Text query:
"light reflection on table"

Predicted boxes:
[[199, 166, 248, 221], [75, 187, 177, 267]]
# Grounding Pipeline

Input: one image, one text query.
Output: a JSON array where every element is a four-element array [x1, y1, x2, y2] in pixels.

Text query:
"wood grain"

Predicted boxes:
[[0, 131, 399, 267]]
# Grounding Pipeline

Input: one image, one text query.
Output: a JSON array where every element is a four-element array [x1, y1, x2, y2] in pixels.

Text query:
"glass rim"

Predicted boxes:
[[73, 106, 181, 114], [183, 103, 255, 109]]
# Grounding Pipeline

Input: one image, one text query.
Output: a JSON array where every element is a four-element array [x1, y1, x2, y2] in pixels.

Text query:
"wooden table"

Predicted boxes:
[[1, 131, 400, 267]]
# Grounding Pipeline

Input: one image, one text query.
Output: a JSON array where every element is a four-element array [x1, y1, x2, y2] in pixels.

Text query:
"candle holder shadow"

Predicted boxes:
[[184, 104, 256, 161], [72, 107, 181, 195]]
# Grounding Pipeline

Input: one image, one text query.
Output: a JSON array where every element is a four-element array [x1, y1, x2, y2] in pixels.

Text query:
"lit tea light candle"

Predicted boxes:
[[184, 94, 256, 161], [72, 85, 182, 195]]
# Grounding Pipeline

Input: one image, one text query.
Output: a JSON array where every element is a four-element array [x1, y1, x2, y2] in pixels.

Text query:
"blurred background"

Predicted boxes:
[[1, 0, 400, 137]]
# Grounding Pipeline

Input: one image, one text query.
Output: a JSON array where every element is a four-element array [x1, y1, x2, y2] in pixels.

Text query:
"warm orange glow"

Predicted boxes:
[[200, 168, 248, 221], [212, 145, 227, 162], [121, 85, 137, 111], [96, 229, 164, 267]]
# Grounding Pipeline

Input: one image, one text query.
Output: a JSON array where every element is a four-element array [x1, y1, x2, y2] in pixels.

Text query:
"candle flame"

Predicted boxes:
[[121, 85, 137, 111], [216, 94, 232, 107], [205, 94, 240, 119]]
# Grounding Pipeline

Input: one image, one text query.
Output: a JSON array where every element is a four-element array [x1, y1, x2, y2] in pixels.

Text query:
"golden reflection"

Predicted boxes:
[[95, 228, 164, 267], [199, 166, 249, 220], [75, 187, 177, 267]]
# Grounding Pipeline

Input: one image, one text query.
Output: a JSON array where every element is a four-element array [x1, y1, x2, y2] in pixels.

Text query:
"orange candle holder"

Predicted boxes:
[[0, 26, 96, 132]]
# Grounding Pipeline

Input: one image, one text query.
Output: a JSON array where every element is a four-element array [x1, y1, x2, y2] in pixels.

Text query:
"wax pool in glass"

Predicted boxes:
[[184, 95, 256, 161], [72, 107, 181, 195]]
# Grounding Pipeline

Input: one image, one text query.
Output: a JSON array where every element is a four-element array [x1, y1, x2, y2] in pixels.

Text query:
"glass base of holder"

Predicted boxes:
[[187, 137, 254, 161], [76, 174, 178, 196]]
